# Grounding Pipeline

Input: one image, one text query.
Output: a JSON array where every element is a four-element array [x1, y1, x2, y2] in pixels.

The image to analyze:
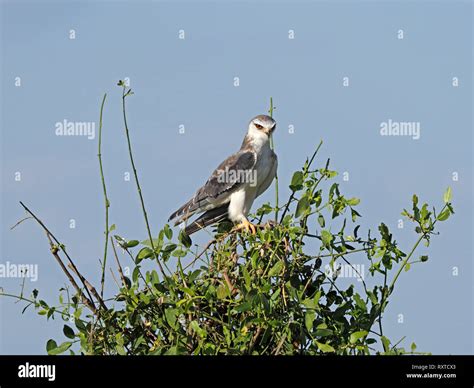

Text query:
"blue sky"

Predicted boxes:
[[1, 0, 472, 354]]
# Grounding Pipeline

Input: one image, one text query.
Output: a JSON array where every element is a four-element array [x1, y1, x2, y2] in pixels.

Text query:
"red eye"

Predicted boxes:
[[255, 123, 263, 130]]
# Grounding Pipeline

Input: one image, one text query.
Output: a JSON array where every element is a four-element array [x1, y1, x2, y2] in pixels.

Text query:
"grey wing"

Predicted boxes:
[[168, 150, 256, 225], [256, 151, 278, 197], [183, 204, 229, 236]]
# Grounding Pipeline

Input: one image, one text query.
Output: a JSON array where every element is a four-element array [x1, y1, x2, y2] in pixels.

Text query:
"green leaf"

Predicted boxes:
[[350, 330, 368, 344], [113, 235, 127, 247], [313, 290, 322, 305], [136, 247, 153, 263], [63, 325, 75, 339], [290, 171, 304, 191], [354, 293, 367, 311], [381, 336, 391, 352], [295, 195, 310, 218], [346, 197, 360, 206], [178, 230, 192, 248], [188, 269, 201, 283], [141, 238, 160, 248], [116, 345, 127, 355], [268, 261, 284, 277], [132, 266, 140, 283], [315, 328, 333, 337], [216, 284, 230, 299], [164, 308, 178, 328], [171, 249, 187, 258], [126, 240, 139, 248], [46, 339, 57, 353], [163, 224, 173, 240], [318, 214, 325, 228], [190, 321, 206, 338], [315, 341, 335, 353], [437, 208, 450, 221], [48, 341, 72, 355], [233, 302, 252, 313], [164, 346, 179, 355], [443, 187, 452, 204], [351, 208, 361, 222], [162, 243, 177, 254], [305, 310, 316, 331], [242, 266, 251, 290], [321, 230, 333, 248], [75, 318, 86, 332]]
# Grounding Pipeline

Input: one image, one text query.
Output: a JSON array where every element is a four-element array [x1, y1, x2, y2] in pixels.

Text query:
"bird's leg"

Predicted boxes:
[[235, 218, 257, 234]]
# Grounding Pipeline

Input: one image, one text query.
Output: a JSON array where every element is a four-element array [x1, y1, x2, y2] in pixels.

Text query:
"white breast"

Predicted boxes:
[[228, 185, 257, 223], [227, 142, 277, 223]]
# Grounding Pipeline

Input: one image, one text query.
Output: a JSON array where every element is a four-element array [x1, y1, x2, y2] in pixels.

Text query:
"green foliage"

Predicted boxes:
[[18, 155, 453, 355]]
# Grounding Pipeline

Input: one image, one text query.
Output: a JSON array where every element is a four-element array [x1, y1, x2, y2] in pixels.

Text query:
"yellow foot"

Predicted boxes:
[[235, 219, 257, 234]]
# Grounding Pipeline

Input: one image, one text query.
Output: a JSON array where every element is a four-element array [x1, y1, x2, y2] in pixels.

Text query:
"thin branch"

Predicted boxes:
[[279, 140, 323, 223], [119, 83, 168, 278], [273, 332, 287, 355], [268, 97, 279, 223], [110, 236, 127, 288], [10, 216, 33, 230], [183, 239, 215, 271], [19, 201, 97, 311], [45, 233, 98, 314], [97, 93, 109, 298], [67, 263, 107, 310]]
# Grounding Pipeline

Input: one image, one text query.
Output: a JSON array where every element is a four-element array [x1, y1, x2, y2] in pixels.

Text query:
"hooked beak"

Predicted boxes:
[[264, 123, 276, 136]]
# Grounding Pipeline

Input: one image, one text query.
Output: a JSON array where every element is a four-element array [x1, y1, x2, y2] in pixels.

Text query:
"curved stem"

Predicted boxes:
[[120, 86, 169, 277], [268, 97, 279, 223], [97, 93, 109, 297]]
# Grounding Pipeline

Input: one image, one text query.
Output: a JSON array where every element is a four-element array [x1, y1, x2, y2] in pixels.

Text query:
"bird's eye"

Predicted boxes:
[[254, 123, 263, 130]]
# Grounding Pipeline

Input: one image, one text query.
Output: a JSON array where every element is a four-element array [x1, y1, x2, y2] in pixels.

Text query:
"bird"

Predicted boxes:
[[168, 115, 278, 236]]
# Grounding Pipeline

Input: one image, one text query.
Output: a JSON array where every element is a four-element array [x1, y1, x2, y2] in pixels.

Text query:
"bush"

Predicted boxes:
[[4, 83, 454, 355]]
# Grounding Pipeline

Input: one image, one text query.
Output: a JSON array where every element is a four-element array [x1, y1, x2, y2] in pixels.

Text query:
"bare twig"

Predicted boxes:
[[10, 216, 33, 230], [119, 83, 168, 278], [97, 93, 109, 298], [45, 233, 98, 314], [19, 201, 97, 310], [110, 236, 127, 288], [183, 239, 216, 271], [274, 332, 287, 355], [248, 327, 263, 353], [67, 263, 107, 310], [268, 97, 279, 223]]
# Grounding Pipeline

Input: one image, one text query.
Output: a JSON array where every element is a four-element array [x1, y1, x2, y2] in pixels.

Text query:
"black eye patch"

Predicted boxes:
[[254, 123, 263, 130]]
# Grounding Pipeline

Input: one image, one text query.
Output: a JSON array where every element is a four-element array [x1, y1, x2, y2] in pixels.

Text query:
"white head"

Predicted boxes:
[[247, 115, 277, 145]]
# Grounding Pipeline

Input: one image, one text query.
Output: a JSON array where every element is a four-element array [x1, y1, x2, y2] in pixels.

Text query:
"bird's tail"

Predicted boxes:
[[168, 199, 196, 226], [184, 204, 228, 236]]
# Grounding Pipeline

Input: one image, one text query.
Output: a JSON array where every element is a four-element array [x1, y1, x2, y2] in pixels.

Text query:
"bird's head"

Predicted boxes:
[[247, 115, 277, 142]]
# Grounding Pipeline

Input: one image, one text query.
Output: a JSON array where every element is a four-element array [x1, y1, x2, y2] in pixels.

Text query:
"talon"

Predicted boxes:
[[236, 219, 257, 235], [249, 222, 257, 234]]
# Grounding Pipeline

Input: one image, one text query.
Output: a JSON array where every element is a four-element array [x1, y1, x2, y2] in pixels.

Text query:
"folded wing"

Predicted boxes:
[[168, 150, 256, 227]]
